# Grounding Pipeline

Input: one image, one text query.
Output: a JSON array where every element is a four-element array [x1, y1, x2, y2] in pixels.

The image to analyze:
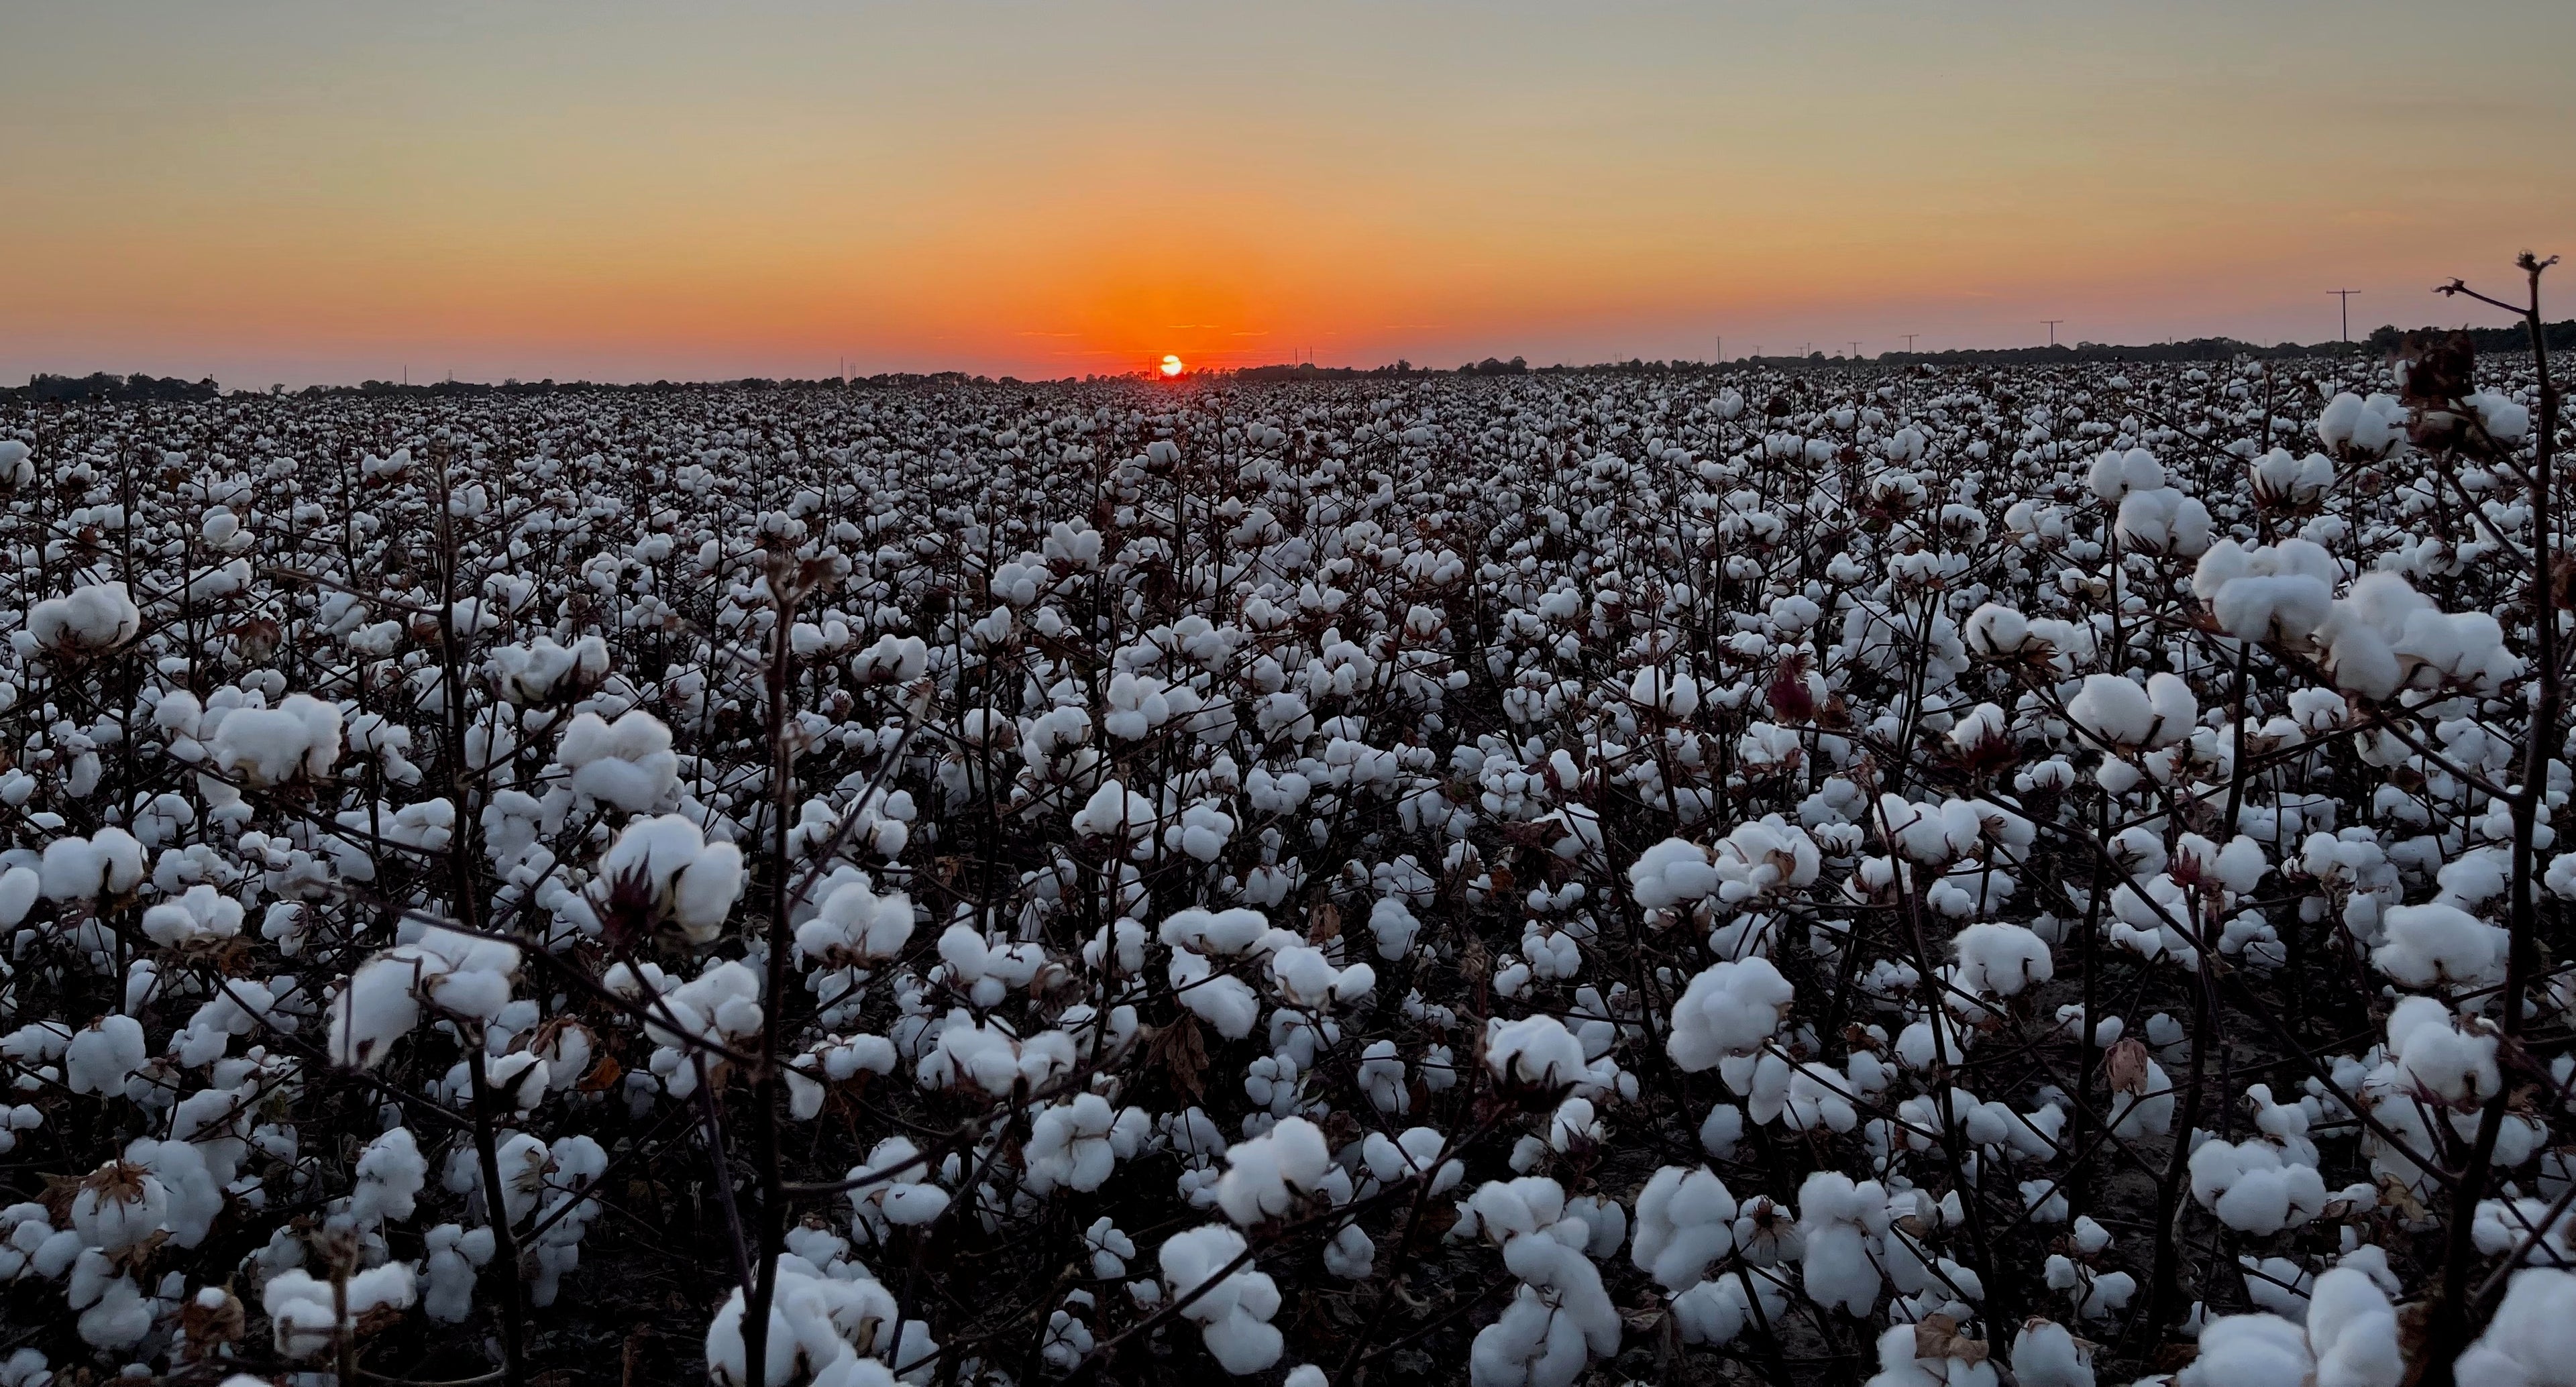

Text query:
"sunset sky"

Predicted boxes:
[[6, 1, 2572, 386]]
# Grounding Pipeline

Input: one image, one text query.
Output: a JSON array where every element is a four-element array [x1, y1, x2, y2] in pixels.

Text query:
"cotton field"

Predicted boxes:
[[0, 290, 2567, 1387]]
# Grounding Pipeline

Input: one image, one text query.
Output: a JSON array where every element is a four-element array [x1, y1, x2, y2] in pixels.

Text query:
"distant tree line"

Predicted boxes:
[[3, 372, 222, 404], [12, 319, 2565, 404]]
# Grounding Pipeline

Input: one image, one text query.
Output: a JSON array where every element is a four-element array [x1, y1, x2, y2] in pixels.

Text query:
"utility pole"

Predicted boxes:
[[1847, 341, 1862, 359], [2042, 320, 2065, 347], [1902, 334, 1918, 354], [2328, 288, 2360, 342]]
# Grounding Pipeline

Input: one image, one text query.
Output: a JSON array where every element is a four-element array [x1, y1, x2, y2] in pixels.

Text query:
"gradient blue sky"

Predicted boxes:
[[5, 1, 2571, 385]]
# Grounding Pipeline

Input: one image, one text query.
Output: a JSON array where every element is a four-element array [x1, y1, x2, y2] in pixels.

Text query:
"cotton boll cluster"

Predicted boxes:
[[25, 583, 141, 656], [1451, 1178, 1620, 1387], [1159, 1225, 1285, 1374], [2178, 1268, 2398, 1387], [327, 926, 521, 1068], [2315, 573, 2520, 699], [555, 709, 680, 811], [1666, 957, 1793, 1070]]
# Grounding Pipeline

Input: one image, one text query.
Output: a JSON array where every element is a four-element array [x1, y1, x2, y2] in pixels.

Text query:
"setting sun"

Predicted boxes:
[[1160, 354, 1185, 378]]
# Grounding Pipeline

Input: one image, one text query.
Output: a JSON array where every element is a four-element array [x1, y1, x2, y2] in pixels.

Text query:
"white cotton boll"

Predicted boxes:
[[557, 710, 680, 812], [600, 815, 745, 944], [1953, 922, 2052, 997], [69, 1260, 152, 1349], [140, 883, 245, 948], [68, 1162, 168, 1253], [328, 927, 521, 1068], [208, 694, 343, 786], [1217, 1117, 1331, 1225], [2145, 673, 2195, 746], [2180, 1313, 2310, 1387], [1964, 604, 2028, 657], [2305, 1267, 2400, 1387], [2459, 1269, 2576, 1386], [65, 1015, 146, 1095], [2470, 390, 2531, 443], [2373, 903, 2504, 989], [2386, 995, 2499, 1104], [1366, 897, 1421, 961], [27, 582, 142, 655], [1666, 957, 1793, 1070], [264, 1264, 416, 1359], [2088, 447, 2163, 500], [351, 1126, 427, 1226], [672, 842, 745, 941], [1628, 837, 1719, 911], [1631, 1166, 1738, 1292], [0, 867, 36, 928], [2065, 675, 2155, 748], [2116, 488, 2212, 556], [2188, 1138, 2327, 1236], [1159, 1224, 1284, 1375], [797, 876, 916, 966], [1796, 1172, 1888, 1318], [1284, 1367, 1328, 1387], [39, 829, 146, 901], [1487, 1015, 1592, 1090], [2010, 1319, 2094, 1387]]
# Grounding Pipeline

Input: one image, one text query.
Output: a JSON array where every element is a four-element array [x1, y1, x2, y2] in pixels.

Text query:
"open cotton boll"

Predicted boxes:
[[2087, 447, 2165, 500], [1796, 1171, 1890, 1318], [2458, 1269, 2576, 1386], [1951, 922, 2052, 997], [2385, 995, 2499, 1104], [2179, 1312, 2310, 1387], [26, 582, 142, 655], [1666, 957, 1793, 1070], [65, 1015, 147, 1095], [140, 883, 246, 948], [1863, 1321, 1998, 1387], [598, 814, 745, 944], [2188, 1138, 2327, 1235], [1268, 944, 1375, 1008], [2115, 487, 2212, 555], [2316, 392, 2394, 457], [39, 828, 146, 901], [327, 926, 523, 1068], [207, 694, 343, 786], [2469, 390, 2532, 443], [1216, 1116, 1332, 1225], [1963, 604, 2028, 656], [2303, 1267, 2400, 1387], [2064, 675, 2155, 748], [1486, 1015, 1593, 1090], [1629, 838, 1720, 912], [2372, 902, 2505, 988], [1631, 1166, 1737, 1292], [556, 710, 680, 812], [794, 875, 915, 967], [1159, 1225, 1285, 1375], [1366, 897, 1421, 961], [2009, 1320, 2094, 1387], [265, 1264, 416, 1358]]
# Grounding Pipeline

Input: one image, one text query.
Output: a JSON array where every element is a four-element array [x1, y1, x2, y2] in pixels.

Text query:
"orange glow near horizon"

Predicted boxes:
[[1160, 355, 1185, 378], [3, 3, 2572, 387]]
